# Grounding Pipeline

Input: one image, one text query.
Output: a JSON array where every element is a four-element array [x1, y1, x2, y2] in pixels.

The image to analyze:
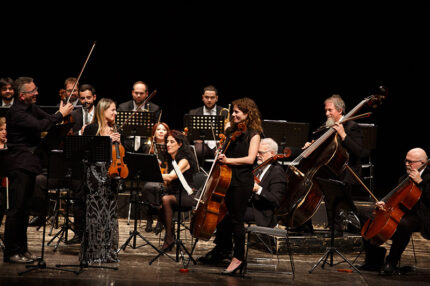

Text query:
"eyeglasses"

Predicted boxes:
[[22, 87, 38, 94], [404, 159, 423, 164]]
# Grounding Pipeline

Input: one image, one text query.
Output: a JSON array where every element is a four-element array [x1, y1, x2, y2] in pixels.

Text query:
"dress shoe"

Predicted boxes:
[[221, 261, 246, 275], [66, 235, 82, 245], [4, 253, 34, 264], [380, 261, 397, 276], [145, 220, 153, 233], [198, 247, 232, 265], [28, 216, 44, 227], [22, 251, 40, 261], [356, 263, 382, 272]]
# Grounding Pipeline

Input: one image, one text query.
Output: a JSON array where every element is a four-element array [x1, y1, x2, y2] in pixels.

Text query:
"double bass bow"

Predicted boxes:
[[276, 91, 386, 228], [361, 159, 430, 246], [190, 122, 246, 240]]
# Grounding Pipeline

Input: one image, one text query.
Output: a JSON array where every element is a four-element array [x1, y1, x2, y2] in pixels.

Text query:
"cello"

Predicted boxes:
[[276, 93, 385, 228], [361, 159, 430, 246], [190, 123, 246, 240]]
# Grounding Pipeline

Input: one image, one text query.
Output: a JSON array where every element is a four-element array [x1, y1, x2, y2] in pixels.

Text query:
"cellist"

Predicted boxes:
[[211, 97, 262, 275], [358, 148, 430, 275]]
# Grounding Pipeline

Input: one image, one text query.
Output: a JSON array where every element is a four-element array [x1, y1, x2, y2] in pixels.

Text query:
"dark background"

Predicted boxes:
[[2, 7, 428, 198]]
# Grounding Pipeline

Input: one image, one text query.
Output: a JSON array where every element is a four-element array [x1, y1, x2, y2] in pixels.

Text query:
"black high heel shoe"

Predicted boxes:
[[221, 261, 246, 275], [153, 221, 164, 235], [161, 241, 174, 252]]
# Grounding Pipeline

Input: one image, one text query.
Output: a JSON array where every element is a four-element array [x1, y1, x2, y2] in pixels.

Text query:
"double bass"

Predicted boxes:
[[276, 93, 385, 228], [361, 159, 430, 246], [190, 123, 246, 240]]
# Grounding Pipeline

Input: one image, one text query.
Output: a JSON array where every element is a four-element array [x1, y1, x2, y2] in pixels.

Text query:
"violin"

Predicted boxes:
[[108, 125, 129, 179], [361, 159, 430, 246], [253, 150, 291, 184], [191, 122, 246, 240]]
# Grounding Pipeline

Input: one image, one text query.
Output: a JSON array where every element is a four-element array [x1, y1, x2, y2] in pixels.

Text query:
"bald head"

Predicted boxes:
[[405, 148, 428, 173], [407, 148, 428, 161]]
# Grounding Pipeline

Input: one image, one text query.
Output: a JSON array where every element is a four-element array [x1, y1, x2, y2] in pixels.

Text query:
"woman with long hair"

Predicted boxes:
[[159, 130, 198, 251], [81, 98, 121, 263], [217, 97, 262, 275]]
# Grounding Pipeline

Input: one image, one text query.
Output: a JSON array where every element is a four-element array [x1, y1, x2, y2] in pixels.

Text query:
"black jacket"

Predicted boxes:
[[117, 100, 161, 120]]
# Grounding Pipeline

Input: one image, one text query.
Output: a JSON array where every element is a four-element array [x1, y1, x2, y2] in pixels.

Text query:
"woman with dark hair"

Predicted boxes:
[[158, 130, 198, 251], [217, 97, 262, 275], [141, 122, 170, 233], [81, 98, 121, 263]]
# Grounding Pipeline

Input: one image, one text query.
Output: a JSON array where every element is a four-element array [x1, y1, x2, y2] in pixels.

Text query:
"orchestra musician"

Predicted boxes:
[[1, 77, 14, 107], [302, 94, 367, 234], [187, 85, 229, 168], [0, 117, 7, 232], [141, 122, 170, 234], [3, 77, 73, 264], [213, 97, 262, 275], [158, 130, 198, 251], [358, 148, 430, 275], [70, 83, 97, 135], [80, 98, 121, 263], [60, 77, 81, 107], [198, 137, 286, 265], [118, 81, 161, 152]]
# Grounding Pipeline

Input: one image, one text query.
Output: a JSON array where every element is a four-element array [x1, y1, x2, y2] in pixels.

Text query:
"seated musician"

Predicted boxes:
[[358, 147, 430, 275], [1, 77, 14, 107], [0, 117, 6, 149], [0, 117, 7, 231], [70, 83, 97, 135], [4, 77, 73, 264], [198, 137, 287, 265], [80, 98, 121, 263], [140, 122, 170, 234], [117, 81, 161, 152], [303, 94, 367, 234], [158, 130, 198, 251], [187, 85, 228, 167], [59, 77, 81, 107]]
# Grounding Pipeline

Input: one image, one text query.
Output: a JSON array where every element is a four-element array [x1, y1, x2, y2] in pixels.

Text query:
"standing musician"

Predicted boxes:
[[3, 77, 73, 263], [1, 77, 15, 107], [141, 122, 170, 234], [358, 148, 430, 275], [158, 130, 198, 252], [198, 137, 286, 265], [187, 85, 229, 166], [80, 98, 120, 263], [70, 84, 97, 135], [303, 94, 367, 234], [118, 81, 161, 152], [212, 97, 262, 275]]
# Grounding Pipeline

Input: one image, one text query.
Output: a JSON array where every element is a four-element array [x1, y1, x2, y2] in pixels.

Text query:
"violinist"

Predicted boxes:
[[80, 98, 120, 263], [3, 77, 73, 264], [211, 97, 262, 275], [303, 94, 367, 234], [62, 77, 80, 107], [118, 81, 161, 152], [359, 148, 430, 275], [141, 122, 170, 234], [198, 138, 286, 265], [158, 130, 198, 251], [70, 84, 96, 135]]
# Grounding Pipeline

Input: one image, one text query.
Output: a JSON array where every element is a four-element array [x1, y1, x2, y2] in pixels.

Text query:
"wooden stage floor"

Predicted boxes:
[[1, 217, 430, 286]]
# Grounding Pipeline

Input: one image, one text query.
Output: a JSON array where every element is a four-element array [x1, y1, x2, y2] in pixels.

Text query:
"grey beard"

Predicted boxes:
[[325, 118, 335, 128]]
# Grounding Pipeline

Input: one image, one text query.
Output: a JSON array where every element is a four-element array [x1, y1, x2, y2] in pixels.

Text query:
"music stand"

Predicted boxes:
[[184, 114, 224, 168], [19, 150, 79, 276], [116, 111, 156, 137], [117, 153, 165, 255], [55, 135, 118, 273], [308, 177, 361, 274]]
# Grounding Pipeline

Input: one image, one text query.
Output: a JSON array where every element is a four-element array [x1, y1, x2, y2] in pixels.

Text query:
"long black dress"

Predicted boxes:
[[80, 123, 119, 263]]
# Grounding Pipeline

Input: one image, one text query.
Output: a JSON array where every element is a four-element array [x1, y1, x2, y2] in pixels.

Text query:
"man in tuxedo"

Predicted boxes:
[[71, 84, 97, 135], [198, 138, 287, 264], [118, 81, 161, 152], [187, 85, 228, 167]]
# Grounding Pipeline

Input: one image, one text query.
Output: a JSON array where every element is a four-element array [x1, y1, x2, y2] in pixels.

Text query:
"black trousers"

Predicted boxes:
[[4, 169, 36, 258], [215, 185, 252, 261]]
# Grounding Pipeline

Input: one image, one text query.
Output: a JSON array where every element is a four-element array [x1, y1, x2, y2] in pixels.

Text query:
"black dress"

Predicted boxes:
[[80, 123, 119, 263]]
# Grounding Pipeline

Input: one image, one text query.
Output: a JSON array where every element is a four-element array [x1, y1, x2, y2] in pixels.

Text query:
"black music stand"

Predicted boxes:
[[117, 153, 165, 255], [309, 177, 361, 274], [19, 150, 79, 276], [55, 135, 118, 274], [116, 111, 156, 137], [184, 114, 224, 168]]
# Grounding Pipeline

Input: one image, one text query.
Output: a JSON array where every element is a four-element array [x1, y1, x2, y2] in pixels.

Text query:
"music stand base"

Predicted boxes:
[[309, 247, 361, 274], [18, 259, 79, 276], [55, 261, 119, 275], [117, 230, 163, 254], [149, 239, 197, 268]]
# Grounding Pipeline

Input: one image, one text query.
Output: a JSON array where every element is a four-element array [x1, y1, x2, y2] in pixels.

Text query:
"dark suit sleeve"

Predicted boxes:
[[258, 164, 287, 208], [342, 121, 368, 159], [15, 105, 63, 132]]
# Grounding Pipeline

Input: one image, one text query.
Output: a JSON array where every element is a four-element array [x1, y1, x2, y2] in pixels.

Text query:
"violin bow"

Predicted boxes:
[[66, 41, 97, 104], [118, 89, 158, 131]]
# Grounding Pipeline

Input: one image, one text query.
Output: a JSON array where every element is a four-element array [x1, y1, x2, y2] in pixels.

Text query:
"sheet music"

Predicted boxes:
[[172, 160, 193, 195]]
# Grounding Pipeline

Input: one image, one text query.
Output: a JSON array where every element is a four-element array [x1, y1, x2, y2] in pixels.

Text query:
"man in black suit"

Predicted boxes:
[[198, 138, 287, 264], [358, 148, 430, 275], [117, 81, 161, 152], [1, 77, 14, 107], [4, 77, 73, 263], [187, 85, 228, 168], [71, 84, 97, 135]]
